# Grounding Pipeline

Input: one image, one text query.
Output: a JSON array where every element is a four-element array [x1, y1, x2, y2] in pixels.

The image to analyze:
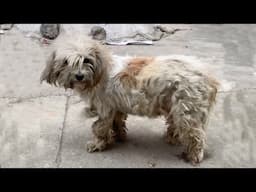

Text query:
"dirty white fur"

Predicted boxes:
[[40, 34, 219, 165], [109, 55, 131, 78]]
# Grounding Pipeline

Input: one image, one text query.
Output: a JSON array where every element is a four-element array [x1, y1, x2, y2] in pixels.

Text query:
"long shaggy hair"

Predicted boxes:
[[41, 34, 219, 165]]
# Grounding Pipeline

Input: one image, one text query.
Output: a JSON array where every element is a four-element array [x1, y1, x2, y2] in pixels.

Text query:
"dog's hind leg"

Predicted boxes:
[[167, 115, 206, 164], [166, 97, 208, 165], [166, 118, 181, 146], [166, 113, 205, 165], [181, 127, 206, 165]]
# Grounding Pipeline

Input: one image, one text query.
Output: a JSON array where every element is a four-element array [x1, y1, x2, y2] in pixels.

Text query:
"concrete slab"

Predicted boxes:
[[0, 28, 68, 99], [206, 91, 256, 167], [0, 96, 67, 168]]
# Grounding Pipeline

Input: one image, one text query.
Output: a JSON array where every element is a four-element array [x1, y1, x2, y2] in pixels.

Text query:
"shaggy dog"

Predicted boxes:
[[40, 34, 219, 165]]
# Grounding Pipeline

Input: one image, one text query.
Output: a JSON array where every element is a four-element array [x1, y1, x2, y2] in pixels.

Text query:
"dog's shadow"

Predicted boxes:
[[67, 113, 213, 167], [115, 132, 184, 160], [115, 132, 211, 161]]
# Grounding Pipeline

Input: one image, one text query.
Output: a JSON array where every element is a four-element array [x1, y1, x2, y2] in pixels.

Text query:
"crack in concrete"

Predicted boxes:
[[0, 93, 72, 103], [55, 95, 70, 168], [218, 87, 256, 94]]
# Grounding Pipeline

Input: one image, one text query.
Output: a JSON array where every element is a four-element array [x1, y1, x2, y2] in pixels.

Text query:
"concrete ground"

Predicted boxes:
[[1, 24, 256, 168]]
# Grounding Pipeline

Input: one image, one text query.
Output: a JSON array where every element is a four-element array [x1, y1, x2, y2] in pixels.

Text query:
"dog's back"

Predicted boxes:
[[107, 55, 218, 117]]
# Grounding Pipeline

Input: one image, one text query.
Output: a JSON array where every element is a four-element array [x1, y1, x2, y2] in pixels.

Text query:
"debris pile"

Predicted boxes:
[[98, 24, 191, 46], [2, 24, 190, 46]]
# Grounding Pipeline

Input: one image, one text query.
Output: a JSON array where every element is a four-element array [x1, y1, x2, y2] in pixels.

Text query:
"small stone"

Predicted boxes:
[[89, 26, 107, 40], [40, 38, 51, 45], [40, 24, 60, 40], [1, 24, 13, 30], [148, 161, 156, 168]]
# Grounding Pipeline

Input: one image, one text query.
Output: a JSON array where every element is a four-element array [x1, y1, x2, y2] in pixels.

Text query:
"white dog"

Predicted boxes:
[[41, 34, 219, 164]]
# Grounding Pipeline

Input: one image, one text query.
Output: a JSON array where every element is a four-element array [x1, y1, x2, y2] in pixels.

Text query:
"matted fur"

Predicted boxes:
[[41, 34, 219, 165]]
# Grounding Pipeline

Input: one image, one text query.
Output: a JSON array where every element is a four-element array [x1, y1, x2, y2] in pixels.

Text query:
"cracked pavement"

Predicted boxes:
[[0, 24, 256, 168]]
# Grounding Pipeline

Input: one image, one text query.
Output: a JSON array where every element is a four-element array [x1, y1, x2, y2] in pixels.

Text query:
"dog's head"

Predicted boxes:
[[40, 35, 111, 91]]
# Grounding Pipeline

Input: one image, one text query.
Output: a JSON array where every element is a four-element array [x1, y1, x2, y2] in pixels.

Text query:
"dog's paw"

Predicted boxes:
[[113, 127, 127, 142], [86, 141, 98, 153], [166, 135, 181, 146], [86, 140, 106, 153], [181, 150, 204, 166], [84, 107, 98, 118]]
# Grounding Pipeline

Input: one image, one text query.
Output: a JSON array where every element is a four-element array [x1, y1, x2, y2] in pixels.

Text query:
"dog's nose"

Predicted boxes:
[[75, 74, 84, 81]]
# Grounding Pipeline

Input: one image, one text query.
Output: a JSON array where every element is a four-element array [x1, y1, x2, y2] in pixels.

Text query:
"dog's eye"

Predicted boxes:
[[83, 58, 91, 64], [63, 60, 68, 65]]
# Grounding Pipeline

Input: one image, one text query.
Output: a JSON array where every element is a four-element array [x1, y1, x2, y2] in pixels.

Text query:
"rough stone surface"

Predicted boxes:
[[0, 97, 67, 168]]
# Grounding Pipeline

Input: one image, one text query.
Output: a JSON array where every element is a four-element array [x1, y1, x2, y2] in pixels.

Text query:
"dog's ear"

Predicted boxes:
[[94, 43, 111, 72], [40, 51, 59, 86], [94, 44, 104, 67]]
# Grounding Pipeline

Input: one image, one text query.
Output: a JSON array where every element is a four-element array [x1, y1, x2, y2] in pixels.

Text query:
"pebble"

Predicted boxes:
[[40, 24, 60, 40], [148, 161, 156, 168], [89, 26, 107, 40]]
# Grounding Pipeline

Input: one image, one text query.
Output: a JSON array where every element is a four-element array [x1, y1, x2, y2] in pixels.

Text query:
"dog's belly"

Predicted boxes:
[[115, 93, 165, 117], [111, 77, 176, 117]]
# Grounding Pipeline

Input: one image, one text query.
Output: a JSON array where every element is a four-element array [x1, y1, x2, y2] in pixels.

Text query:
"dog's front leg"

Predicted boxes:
[[87, 114, 116, 152], [84, 103, 98, 118], [112, 111, 128, 142]]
